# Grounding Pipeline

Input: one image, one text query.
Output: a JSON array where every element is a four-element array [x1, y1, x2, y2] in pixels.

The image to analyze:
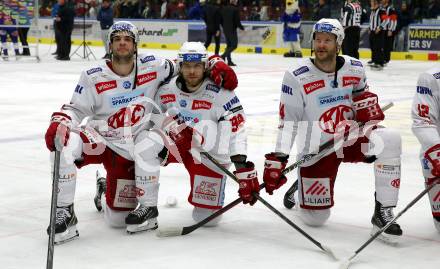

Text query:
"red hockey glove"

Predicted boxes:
[[207, 55, 238, 90], [425, 144, 440, 177], [45, 112, 72, 151], [162, 116, 204, 154], [352, 91, 385, 123], [234, 162, 260, 205], [263, 152, 288, 195]]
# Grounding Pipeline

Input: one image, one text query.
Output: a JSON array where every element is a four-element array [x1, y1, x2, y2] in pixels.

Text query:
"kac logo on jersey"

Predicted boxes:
[[293, 66, 309, 76], [123, 81, 132, 89], [75, 84, 83, 94], [319, 105, 354, 134], [282, 84, 293, 95], [86, 67, 102, 75], [417, 86, 433, 96], [140, 55, 155, 64], [303, 80, 325, 94], [108, 104, 145, 129], [350, 60, 363, 67], [180, 99, 187, 107]]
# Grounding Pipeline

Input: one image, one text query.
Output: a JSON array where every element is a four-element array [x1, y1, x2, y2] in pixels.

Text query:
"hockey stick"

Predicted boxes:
[[200, 151, 337, 260], [339, 179, 440, 269], [282, 102, 394, 208], [157, 102, 394, 238], [46, 150, 61, 269]]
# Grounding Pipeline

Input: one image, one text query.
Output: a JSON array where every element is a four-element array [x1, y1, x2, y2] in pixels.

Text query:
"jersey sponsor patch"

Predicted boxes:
[[281, 84, 293, 95], [178, 110, 201, 124], [113, 179, 138, 209], [109, 89, 144, 108], [107, 104, 146, 129], [223, 96, 240, 111], [95, 80, 117, 94], [160, 94, 176, 104], [417, 86, 433, 96], [300, 177, 332, 208], [192, 100, 212, 110], [433, 72, 440, 79], [342, 76, 361, 87], [86, 67, 102, 75], [293, 66, 309, 76], [206, 83, 220, 93], [140, 55, 155, 63], [74, 84, 83, 94], [319, 105, 354, 134], [136, 71, 157, 86], [303, 80, 325, 94], [350, 59, 363, 67], [192, 175, 222, 207], [317, 91, 350, 107]]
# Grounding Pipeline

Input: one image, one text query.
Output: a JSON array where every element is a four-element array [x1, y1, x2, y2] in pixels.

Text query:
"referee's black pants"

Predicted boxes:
[[384, 32, 395, 63], [369, 30, 385, 65], [342, 26, 360, 59]]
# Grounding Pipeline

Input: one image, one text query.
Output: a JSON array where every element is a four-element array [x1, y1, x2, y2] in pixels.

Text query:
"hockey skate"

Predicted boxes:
[[125, 205, 158, 234], [283, 51, 295, 57], [47, 204, 79, 244], [371, 199, 402, 244], [283, 180, 298, 209], [94, 171, 106, 212]]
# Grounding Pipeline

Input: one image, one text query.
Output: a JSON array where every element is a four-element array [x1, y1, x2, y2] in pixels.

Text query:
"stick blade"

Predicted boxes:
[[321, 244, 339, 261], [156, 226, 183, 237], [338, 258, 352, 269]]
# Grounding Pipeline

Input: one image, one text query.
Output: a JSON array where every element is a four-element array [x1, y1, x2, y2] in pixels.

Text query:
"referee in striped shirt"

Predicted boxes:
[[369, 0, 387, 70], [340, 0, 363, 59], [381, 0, 397, 64]]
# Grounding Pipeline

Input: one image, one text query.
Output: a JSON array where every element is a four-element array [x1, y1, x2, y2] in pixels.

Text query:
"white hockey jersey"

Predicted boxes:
[[155, 76, 247, 164], [411, 66, 440, 152], [275, 55, 368, 157], [61, 54, 177, 160]]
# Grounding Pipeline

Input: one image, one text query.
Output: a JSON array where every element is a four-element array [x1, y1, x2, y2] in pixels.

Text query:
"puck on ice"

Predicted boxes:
[[166, 196, 177, 207]]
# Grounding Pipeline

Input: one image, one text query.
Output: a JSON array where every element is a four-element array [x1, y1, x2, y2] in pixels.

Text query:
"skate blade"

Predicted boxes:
[[126, 219, 158, 234], [54, 225, 79, 245], [94, 197, 102, 212], [371, 226, 400, 245]]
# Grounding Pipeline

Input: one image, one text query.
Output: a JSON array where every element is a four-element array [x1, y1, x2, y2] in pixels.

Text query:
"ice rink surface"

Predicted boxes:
[[0, 45, 439, 269]]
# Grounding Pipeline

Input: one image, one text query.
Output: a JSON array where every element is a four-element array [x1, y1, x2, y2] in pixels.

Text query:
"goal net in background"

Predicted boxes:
[[0, 0, 40, 61]]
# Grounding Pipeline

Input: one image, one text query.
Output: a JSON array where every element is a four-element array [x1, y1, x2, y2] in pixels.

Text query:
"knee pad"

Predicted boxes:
[[133, 130, 162, 207], [192, 206, 222, 227], [368, 128, 401, 160], [426, 178, 440, 220], [298, 208, 330, 227]]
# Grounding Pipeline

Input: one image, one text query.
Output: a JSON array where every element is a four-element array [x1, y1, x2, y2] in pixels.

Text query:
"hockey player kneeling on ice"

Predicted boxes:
[[44, 21, 240, 242], [262, 19, 403, 243], [411, 66, 440, 233], [132, 42, 259, 228]]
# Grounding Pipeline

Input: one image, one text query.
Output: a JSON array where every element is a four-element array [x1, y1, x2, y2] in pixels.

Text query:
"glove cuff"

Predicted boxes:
[[51, 112, 72, 127]]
